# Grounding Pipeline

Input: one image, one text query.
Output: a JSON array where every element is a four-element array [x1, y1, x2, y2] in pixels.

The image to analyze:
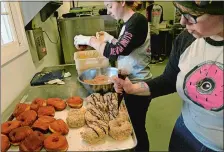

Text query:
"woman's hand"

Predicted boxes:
[[74, 35, 94, 50], [96, 31, 114, 43], [111, 76, 151, 96]]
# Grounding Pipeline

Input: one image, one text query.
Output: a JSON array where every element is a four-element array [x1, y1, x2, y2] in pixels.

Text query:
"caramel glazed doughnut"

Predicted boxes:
[[13, 103, 30, 117], [30, 98, 47, 112], [8, 126, 33, 145], [16, 110, 37, 126], [47, 98, 67, 111], [44, 133, 68, 152], [1, 134, 10, 152], [19, 131, 45, 152], [1, 120, 21, 135], [49, 119, 69, 135], [66, 107, 86, 128]]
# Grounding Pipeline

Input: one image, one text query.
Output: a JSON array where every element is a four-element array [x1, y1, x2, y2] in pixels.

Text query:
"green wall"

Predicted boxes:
[[155, 1, 175, 21]]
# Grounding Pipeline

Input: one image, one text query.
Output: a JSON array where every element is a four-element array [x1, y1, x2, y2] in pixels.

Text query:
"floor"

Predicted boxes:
[[146, 59, 183, 151]]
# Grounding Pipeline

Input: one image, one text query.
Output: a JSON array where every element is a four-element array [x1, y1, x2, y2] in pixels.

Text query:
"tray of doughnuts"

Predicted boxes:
[[1, 85, 137, 151]]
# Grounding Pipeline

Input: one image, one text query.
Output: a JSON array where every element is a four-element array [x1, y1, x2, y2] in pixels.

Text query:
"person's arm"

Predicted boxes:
[[89, 37, 107, 56], [112, 30, 196, 98], [146, 30, 196, 98], [103, 14, 148, 61]]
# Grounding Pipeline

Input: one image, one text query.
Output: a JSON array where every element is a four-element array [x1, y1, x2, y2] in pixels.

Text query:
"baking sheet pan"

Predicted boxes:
[[3, 85, 137, 151]]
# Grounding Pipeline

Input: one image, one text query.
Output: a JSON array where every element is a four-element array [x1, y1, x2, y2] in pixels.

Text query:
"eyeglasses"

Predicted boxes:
[[176, 7, 201, 24], [173, 2, 202, 24]]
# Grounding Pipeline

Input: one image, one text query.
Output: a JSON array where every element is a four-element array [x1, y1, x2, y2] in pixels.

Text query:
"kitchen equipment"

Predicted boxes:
[[78, 67, 118, 94], [58, 15, 117, 64], [117, 56, 135, 109], [26, 28, 47, 63], [74, 50, 109, 75], [69, 7, 93, 17], [117, 70, 128, 109]]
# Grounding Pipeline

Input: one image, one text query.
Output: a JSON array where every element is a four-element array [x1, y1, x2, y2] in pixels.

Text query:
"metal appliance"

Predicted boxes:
[[26, 28, 47, 63], [59, 15, 118, 64]]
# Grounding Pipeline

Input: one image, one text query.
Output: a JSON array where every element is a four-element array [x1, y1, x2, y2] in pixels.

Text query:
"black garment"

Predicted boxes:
[[169, 115, 217, 152], [104, 13, 148, 61], [124, 94, 151, 152], [150, 34, 161, 60]]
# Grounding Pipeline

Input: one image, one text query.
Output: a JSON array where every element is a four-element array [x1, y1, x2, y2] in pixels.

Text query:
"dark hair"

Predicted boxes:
[[125, 1, 135, 7]]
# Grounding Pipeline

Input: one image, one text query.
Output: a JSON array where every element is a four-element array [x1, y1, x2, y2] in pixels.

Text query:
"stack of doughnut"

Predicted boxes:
[[81, 93, 110, 144], [80, 93, 133, 144], [1, 96, 71, 152]]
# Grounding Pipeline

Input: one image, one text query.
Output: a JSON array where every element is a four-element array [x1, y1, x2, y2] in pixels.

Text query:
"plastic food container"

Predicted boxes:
[[74, 50, 109, 75]]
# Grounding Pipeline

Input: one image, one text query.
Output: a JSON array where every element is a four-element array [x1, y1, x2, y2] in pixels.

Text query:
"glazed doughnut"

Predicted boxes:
[[30, 98, 47, 112], [109, 118, 133, 140], [49, 119, 69, 135], [1, 134, 10, 152], [37, 106, 55, 117], [16, 110, 37, 126], [80, 123, 107, 144], [103, 92, 117, 103], [47, 98, 67, 111], [13, 103, 30, 117], [32, 116, 56, 133], [116, 110, 129, 121], [85, 108, 109, 124], [44, 133, 68, 152], [66, 108, 86, 128], [66, 96, 83, 108], [1, 120, 21, 135], [86, 93, 107, 112], [107, 99, 119, 120], [19, 131, 45, 152], [8, 126, 33, 145]]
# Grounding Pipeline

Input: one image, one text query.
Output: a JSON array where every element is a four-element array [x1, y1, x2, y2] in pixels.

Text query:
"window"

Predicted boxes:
[[1, 2, 28, 66]]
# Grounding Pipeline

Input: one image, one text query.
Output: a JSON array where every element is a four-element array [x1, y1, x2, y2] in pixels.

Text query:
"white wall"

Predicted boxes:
[[1, 2, 68, 112]]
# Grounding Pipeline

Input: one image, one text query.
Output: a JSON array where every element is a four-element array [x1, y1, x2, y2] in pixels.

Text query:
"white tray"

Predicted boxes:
[[6, 88, 137, 151]]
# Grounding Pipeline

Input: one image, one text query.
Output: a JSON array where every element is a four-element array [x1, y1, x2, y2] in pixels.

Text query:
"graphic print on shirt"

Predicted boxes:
[[183, 61, 223, 111]]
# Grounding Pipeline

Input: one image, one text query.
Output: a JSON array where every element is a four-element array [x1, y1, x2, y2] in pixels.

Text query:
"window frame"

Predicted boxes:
[[1, 2, 29, 66]]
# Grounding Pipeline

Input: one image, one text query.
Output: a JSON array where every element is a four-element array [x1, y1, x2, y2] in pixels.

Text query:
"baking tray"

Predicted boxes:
[[3, 85, 137, 151]]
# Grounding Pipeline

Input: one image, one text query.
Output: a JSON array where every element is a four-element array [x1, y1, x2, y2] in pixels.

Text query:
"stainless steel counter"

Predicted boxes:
[[1, 64, 89, 122]]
